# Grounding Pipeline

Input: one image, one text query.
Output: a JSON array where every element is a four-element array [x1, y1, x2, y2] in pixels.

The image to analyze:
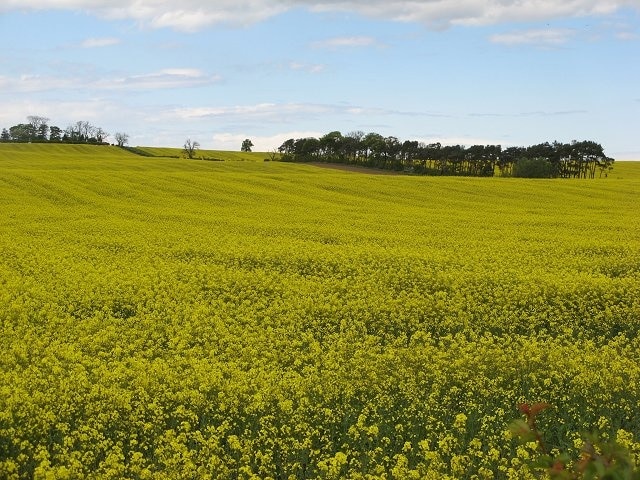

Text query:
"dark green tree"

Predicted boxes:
[[319, 131, 345, 162], [345, 131, 365, 163], [241, 139, 254, 152], [383, 136, 402, 170], [294, 137, 321, 162], [49, 126, 62, 142], [363, 132, 385, 166], [9, 124, 34, 142], [513, 157, 554, 178], [272, 130, 613, 178]]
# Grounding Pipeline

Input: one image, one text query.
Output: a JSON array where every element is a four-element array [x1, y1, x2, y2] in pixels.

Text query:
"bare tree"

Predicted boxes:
[[95, 128, 108, 144], [75, 121, 95, 141], [64, 125, 77, 141], [183, 139, 200, 159], [266, 148, 279, 162], [27, 115, 49, 131], [114, 132, 129, 147]]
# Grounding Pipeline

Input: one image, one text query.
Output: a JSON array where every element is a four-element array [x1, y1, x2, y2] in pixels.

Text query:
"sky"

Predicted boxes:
[[0, 1, 638, 159]]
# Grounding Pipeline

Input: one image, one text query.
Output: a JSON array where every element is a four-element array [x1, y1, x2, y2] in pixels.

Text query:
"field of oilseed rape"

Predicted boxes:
[[1, 143, 640, 479]]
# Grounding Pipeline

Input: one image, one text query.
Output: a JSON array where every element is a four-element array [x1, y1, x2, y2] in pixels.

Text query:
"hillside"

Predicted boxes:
[[125, 145, 270, 161], [0, 143, 271, 163], [1, 144, 640, 478]]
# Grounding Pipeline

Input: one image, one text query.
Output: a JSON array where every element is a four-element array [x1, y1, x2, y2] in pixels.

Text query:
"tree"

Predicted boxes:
[[498, 146, 522, 176], [0, 128, 10, 142], [37, 124, 49, 141], [9, 124, 34, 142], [265, 148, 279, 162], [241, 139, 254, 152], [269, 130, 613, 178], [513, 157, 554, 178], [319, 131, 344, 162], [383, 136, 402, 169], [278, 139, 296, 161], [183, 139, 200, 159], [49, 126, 62, 142], [27, 116, 49, 141], [63, 125, 76, 142], [598, 156, 615, 178], [401, 140, 419, 168], [94, 128, 108, 144], [363, 132, 385, 165], [65, 122, 87, 142], [70, 121, 94, 142], [114, 132, 129, 147], [80, 121, 95, 141], [345, 131, 365, 163]]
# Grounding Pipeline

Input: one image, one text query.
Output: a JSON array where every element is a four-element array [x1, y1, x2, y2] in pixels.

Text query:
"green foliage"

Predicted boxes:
[[278, 132, 614, 178], [510, 403, 640, 479], [1, 144, 640, 478], [513, 157, 556, 178], [241, 139, 254, 152]]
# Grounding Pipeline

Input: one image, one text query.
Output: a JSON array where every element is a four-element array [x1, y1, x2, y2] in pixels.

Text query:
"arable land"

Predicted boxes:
[[1, 144, 639, 478]]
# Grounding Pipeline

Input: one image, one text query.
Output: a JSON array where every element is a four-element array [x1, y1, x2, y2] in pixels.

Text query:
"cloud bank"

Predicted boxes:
[[2, 1, 637, 31]]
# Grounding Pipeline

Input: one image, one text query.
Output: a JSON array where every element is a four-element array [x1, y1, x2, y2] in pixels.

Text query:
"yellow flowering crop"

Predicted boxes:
[[1, 144, 639, 478]]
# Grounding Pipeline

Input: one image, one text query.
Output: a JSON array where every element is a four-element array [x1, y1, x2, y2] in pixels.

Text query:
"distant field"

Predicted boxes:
[[1, 144, 640, 478], [605, 159, 640, 179], [0, 143, 271, 163], [129, 145, 270, 161]]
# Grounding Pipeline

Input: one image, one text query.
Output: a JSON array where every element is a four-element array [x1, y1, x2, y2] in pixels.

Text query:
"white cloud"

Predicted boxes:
[[0, 69, 221, 94], [0, 0, 287, 31], [80, 37, 121, 48], [312, 36, 377, 48], [0, 74, 78, 93], [615, 31, 639, 40], [168, 103, 339, 125], [168, 102, 442, 124], [212, 131, 325, 151], [470, 110, 588, 118], [1, 1, 637, 31], [289, 62, 326, 73], [97, 69, 221, 90], [0, 98, 126, 127], [490, 28, 576, 46]]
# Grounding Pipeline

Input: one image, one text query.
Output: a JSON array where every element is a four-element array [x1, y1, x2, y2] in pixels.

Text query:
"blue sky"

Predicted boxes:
[[0, 1, 638, 158]]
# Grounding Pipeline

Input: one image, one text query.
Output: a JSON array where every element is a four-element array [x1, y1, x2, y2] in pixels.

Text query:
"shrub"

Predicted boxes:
[[513, 157, 555, 178]]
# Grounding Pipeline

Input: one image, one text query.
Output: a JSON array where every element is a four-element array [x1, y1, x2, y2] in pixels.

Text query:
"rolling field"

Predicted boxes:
[[129, 146, 269, 162], [1, 144, 640, 478]]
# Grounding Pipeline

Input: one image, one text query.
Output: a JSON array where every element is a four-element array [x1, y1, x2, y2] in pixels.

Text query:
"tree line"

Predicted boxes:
[[278, 131, 615, 178], [0, 116, 129, 147], [1, 117, 614, 178]]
